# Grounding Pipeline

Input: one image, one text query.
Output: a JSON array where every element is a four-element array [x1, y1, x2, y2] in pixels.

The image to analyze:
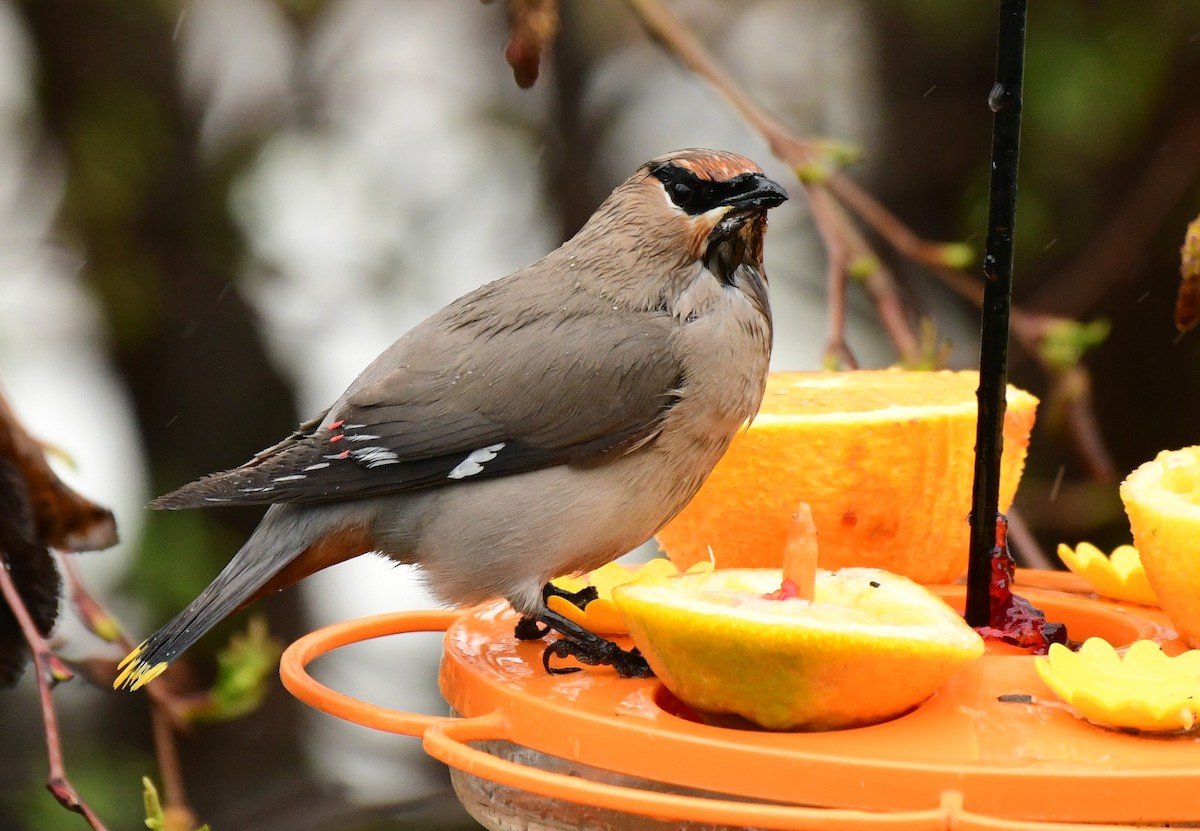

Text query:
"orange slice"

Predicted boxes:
[[656, 370, 1037, 584], [1121, 446, 1200, 647], [612, 567, 984, 731]]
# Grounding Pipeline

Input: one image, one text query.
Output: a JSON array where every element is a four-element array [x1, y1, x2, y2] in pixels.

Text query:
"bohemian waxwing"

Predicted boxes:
[[116, 148, 787, 688]]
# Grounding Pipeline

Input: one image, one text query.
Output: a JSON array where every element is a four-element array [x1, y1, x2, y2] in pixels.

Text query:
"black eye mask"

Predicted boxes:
[[649, 163, 787, 216]]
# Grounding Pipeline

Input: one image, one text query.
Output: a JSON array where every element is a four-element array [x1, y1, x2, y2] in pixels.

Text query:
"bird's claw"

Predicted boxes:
[[515, 583, 600, 640], [541, 637, 652, 678], [514, 616, 550, 640], [542, 582, 599, 610], [520, 583, 653, 677]]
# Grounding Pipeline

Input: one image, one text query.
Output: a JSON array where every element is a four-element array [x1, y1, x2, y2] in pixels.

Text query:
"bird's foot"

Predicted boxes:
[[527, 603, 652, 678], [513, 582, 600, 641], [543, 581, 600, 610], [542, 637, 651, 678]]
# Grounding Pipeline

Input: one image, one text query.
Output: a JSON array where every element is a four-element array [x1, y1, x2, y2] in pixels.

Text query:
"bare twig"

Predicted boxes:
[[621, 0, 818, 170], [1175, 212, 1200, 332], [1031, 110, 1200, 315], [822, 193, 922, 364], [150, 707, 195, 829], [827, 174, 957, 268], [1051, 367, 1118, 481], [58, 556, 198, 826], [1006, 313, 1118, 480], [1005, 509, 1051, 570], [58, 556, 188, 726], [0, 551, 108, 831], [804, 185, 857, 367]]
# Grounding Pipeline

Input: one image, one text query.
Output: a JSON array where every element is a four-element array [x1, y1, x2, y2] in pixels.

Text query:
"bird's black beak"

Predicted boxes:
[[720, 173, 789, 211]]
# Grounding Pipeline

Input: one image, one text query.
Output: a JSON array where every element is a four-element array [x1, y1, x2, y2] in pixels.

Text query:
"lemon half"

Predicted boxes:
[[1121, 446, 1200, 647], [612, 568, 984, 731]]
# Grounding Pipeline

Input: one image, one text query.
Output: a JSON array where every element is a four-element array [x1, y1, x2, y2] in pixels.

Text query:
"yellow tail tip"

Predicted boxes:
[[117, 641, 147, 670], [113, 655, 168, 691]]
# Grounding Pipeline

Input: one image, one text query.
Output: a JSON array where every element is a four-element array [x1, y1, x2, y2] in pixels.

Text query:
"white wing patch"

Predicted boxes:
[[351, 446, 401, 468], [215, 484, 275, 500], [447, 443, 506, 479]]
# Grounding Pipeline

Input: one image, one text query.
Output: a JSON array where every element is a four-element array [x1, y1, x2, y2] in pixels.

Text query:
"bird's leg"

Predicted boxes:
[[513, 582, 600, 641], [536, 606, 652, 678]]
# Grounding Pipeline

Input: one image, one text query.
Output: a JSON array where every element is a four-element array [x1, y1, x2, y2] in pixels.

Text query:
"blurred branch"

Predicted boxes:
[[622, 0, 922, 363], [0, 389, 118, 829], [1008, 314, 1117, 481], [1005, 509, 1051, 571], [827, 176, 974, 271], [497, 0, 561, 89], [58, 556, 200, 829], [0, 552, 107, 831], [821, 193, 922, 365], [0, 385, 200, 829], [1031, 110, 1200, 316], [621, 0, 821, 170], [621, 0, 1118, 485], [805, 186, 856, 367], [1176, 212, 1200, 332]]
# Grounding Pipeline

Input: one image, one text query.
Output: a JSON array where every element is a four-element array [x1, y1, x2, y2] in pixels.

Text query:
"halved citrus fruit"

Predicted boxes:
[[611, 567, 984, 731], [1121, 446, 1200, 647], [655, 370, 1037, 584]]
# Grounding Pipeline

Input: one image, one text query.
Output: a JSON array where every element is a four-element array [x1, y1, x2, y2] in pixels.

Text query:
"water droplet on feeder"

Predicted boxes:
[[988, 83, 1006, 112]]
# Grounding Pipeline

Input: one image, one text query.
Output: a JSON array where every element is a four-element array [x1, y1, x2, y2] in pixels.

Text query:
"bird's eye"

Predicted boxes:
[[670, 181, 694, 206]]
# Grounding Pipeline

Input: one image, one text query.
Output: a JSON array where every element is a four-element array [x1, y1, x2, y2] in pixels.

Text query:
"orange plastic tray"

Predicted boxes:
[[280, 571, 1200, 830]]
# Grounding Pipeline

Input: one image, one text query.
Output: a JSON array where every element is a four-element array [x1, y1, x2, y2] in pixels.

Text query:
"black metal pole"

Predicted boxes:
[[965, 0, 1028, 628]]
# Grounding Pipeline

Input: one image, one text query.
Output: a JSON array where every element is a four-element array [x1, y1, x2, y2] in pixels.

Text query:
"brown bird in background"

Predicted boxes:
[[0, 391, 117, 686], [116, 148, 787, 688]]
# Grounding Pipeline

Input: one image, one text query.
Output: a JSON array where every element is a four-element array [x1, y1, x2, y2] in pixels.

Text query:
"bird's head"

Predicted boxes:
[[645, 149, 788, 254], [574, 149, 788, 287]]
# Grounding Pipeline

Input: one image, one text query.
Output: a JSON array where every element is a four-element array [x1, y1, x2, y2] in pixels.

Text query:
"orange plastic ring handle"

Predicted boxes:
[[279, 609, 491, 737], [422, 719, 1163, 831], [281, 611, 1174, 831], [425, 711, 948, 831]]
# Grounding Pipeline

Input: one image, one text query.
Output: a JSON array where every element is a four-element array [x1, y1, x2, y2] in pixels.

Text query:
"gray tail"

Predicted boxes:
[[115, 513, 301, 690]]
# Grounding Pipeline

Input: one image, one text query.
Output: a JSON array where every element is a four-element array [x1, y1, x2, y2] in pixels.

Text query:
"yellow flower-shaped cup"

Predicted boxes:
[[1056, 542, 1158, 606], [1035, 637, 1200, 733]]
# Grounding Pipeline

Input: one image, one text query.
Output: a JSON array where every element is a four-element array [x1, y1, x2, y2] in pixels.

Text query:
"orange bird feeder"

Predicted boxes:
[[281, 571, 1200, 831]]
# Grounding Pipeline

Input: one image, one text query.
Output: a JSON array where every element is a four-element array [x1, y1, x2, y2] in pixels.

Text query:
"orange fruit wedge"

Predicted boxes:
[[611, 568, 984, 731], [1121, 446, 1200, 647], [656, 370, 1038, 584]]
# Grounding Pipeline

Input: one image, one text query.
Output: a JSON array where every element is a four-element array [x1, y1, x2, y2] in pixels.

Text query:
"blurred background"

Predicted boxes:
[[0, 0, 1197, 828]]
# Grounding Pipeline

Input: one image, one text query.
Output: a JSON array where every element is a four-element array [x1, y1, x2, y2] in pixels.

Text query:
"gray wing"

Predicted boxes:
[[152, 303, 683, 508]]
